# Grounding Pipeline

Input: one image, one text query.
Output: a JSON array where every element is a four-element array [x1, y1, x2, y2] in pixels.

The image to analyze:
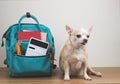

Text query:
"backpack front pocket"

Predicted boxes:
[[10, 54, 51, 77]]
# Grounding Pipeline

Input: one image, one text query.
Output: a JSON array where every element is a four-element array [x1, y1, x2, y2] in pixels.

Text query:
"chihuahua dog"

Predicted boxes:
[[59, 25, 102, 81]]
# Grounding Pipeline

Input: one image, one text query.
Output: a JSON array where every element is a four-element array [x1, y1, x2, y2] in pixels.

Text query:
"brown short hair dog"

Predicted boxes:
[[59, 25, 102, 81]]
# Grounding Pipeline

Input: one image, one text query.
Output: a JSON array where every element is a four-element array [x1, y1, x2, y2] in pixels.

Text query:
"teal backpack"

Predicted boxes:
[[1, 13, 56, 77]]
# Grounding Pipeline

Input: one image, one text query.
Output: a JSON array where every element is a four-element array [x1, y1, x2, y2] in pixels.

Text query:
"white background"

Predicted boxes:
[[0, 0, 120, 67]]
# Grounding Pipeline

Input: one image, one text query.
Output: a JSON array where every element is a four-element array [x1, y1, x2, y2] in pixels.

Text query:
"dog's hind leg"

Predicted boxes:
[[87, 65, 102, 77]]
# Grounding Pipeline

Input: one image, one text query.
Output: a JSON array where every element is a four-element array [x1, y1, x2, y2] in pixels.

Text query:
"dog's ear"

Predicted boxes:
[[87, 26, 93, 35], [66, 25, 73, 35]]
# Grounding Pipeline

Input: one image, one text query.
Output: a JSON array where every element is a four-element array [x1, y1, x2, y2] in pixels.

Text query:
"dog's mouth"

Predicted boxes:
[[81, 41, 87, 45], [81, 39, 88, 45]]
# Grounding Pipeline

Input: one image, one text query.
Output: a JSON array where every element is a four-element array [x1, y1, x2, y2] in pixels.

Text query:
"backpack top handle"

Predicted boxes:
[[18, 12, 41, 32]]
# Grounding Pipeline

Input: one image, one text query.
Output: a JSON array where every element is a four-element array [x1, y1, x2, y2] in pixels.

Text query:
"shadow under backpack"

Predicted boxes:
[[1, 13, 56, 77]]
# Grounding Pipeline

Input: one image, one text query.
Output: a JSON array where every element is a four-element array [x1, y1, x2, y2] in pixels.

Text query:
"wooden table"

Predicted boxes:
[[0, 67, 120, 84]]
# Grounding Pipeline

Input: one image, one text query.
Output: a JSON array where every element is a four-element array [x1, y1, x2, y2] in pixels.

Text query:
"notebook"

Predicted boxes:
[[18, 31, 41, 41], [18, 31, 47, 41]]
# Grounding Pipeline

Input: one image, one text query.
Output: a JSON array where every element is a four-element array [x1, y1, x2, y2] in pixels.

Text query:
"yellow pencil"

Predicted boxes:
[[16, 41, 22, 55]]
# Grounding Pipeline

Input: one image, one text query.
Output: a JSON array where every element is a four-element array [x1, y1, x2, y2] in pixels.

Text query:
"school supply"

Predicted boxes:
[[18, 31, 41, 41], [25, 37, 49, 56], [16, 41, 22, 55], [40, 32, 47, 42], [1, 12, 56, 77], [18, 31, 47, 42]]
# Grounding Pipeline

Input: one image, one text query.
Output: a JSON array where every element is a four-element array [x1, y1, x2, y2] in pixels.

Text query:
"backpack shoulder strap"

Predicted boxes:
[[1, 26, 12, 47]]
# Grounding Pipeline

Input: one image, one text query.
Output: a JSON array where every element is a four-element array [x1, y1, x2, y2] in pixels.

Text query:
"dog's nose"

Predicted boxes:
[[83, 39, 88, 43]]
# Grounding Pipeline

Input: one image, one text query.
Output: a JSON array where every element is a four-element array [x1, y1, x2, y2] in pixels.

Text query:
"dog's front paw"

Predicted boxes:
[[96, 72, 102, 77], [84, 75, 92, 80], [64, 75, 70, 81]]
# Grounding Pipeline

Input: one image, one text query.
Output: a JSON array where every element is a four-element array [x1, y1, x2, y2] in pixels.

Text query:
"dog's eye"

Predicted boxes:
[[76, 34, 81, 38], [87, 35, 90, 38]]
